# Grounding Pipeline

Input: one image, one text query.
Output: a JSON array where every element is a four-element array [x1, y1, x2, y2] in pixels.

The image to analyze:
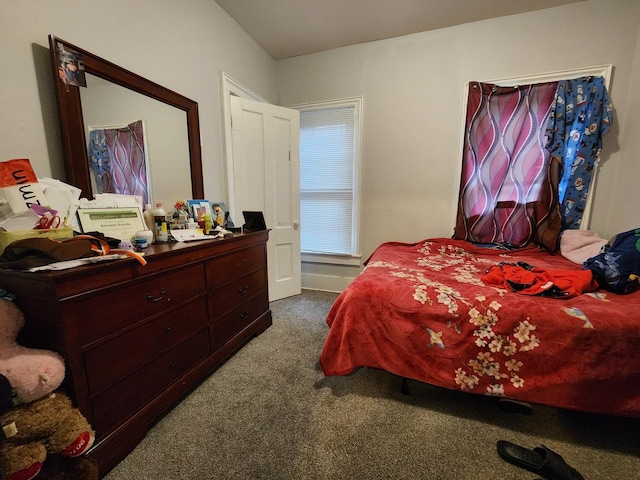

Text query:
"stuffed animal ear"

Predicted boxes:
[[0, 373, 15, 412]]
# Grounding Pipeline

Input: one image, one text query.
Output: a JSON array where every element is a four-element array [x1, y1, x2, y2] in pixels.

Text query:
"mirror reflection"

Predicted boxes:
[[49, 35, 204, 205], [81, 74, 192, 206]]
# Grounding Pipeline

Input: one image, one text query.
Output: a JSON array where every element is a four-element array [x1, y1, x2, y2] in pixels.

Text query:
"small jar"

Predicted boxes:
[[135, 238, 148, 249], [135, 229, 154, 245]]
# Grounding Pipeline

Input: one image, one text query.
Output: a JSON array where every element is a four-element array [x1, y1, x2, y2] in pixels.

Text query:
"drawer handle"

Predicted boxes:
[[165, 326, 171, 333], [238, 285, 249, 295], [146, 288, 167, 303], [239, 310, 250, 319]]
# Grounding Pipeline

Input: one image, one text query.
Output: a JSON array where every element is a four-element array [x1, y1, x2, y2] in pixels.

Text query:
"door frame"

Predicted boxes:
[[220, 72, 270, 222]]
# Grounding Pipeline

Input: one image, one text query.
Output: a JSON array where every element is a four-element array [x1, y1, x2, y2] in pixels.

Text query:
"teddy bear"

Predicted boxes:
[[34, 454, 98, 480], [0, 292, 96, 480]]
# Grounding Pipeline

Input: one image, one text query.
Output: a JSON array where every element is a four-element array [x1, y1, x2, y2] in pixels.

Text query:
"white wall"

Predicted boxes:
[[0, 0, 275, 201], [276, 0, 640, 289], [608, 13, 640, 236]]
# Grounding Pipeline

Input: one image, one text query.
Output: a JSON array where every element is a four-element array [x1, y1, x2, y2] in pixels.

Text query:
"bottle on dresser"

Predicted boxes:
[[143, 204, 155, 242], [152, 202, 168, 242]]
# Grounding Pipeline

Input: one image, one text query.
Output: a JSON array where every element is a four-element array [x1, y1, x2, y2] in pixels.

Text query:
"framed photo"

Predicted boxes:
[[187, 199, 212, 220], [77, 207, 146, 241], [211, 202, 234, 228], [55, 42, 87, 87]]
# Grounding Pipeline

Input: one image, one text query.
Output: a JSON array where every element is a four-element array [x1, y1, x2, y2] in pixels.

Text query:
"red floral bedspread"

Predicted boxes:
[[320, 238, 640, 418]]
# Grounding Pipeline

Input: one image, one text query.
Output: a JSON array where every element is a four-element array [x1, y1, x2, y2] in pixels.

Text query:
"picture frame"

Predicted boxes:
[[77, 207, 146, 241], [211, 202, 234, 228], [187, 199, 212, 220], [55, 41, 87, 87]]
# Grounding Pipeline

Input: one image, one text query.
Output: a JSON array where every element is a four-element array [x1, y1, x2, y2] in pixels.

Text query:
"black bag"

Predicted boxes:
[[584, 228, 640, 294]]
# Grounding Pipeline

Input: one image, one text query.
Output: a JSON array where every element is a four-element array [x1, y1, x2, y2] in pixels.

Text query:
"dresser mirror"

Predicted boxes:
[[49, 35, 204, 206]]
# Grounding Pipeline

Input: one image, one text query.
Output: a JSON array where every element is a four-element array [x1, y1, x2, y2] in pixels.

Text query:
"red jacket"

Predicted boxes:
[[481, 262, 597, 299]]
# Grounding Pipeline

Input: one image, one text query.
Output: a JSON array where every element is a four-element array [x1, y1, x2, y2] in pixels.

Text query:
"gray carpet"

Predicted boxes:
[[104, 289, 640, 479]]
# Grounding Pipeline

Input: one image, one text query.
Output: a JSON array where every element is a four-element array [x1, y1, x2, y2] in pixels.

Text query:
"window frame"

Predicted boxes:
[[291, 96, 363, 266]]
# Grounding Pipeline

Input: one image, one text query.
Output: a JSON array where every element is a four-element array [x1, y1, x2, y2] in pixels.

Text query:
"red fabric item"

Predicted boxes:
[[481, 263, 598, 298]]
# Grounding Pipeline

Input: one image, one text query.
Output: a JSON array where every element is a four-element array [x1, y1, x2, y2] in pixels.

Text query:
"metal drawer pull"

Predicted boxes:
[[146, 288, 167, 303], [165, 326, 171, 333], [238, 285, 249, 294], [239, 310, 250, 319]]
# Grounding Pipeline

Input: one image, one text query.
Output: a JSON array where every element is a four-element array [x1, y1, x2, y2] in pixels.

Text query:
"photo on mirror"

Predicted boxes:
[[56, 43, 87, 87]]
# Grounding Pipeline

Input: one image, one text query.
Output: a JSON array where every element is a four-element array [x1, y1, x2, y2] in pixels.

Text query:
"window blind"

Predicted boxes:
[[300, 106, 356, 255]]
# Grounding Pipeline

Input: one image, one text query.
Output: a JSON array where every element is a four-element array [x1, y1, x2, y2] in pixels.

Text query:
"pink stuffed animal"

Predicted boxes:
[[0, 294, 65, 404]]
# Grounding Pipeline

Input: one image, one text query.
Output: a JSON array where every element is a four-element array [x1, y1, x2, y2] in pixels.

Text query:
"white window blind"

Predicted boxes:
[[300, 103, 359, 255]]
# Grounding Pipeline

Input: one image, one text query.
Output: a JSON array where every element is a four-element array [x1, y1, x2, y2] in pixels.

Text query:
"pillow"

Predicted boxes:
[[560, 229, 608, 264], [583, 228, 640, 294]]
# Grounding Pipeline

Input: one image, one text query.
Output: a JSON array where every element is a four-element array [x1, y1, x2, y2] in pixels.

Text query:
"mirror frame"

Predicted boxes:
[[49, 35, 204, 201]]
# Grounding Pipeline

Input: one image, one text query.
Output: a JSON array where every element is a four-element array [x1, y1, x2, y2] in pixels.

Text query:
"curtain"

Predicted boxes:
[[88, 129, 111, 194], [88, 120, 149, 206], [545, 76, 613, 230], [454, 81, 561, 252]]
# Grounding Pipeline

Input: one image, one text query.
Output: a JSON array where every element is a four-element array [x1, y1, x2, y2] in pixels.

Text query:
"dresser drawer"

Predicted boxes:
[[83, 297, 208, 396], [206, 244, 265, 288], [210, 269, 267, 318], [90, 329, 210, 435], [76, 264, 206, 345], [212, 291, 269, 349]]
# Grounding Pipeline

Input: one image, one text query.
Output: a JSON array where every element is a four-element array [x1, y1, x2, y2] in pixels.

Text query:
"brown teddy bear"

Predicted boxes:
[[35, 454, 98, 480], [0, 292, 95, 480]]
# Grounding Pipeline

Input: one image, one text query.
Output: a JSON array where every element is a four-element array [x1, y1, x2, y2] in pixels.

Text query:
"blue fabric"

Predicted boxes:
[[545, 76, 613, 229], [88, 129, 111, 193], [584, 228, 640, 294]]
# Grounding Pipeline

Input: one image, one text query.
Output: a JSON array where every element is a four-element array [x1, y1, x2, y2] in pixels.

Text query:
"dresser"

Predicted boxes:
[[0, 231, 271, 477]]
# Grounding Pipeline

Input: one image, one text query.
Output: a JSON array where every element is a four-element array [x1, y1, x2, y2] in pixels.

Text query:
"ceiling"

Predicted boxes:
[[215, 0, 583, 60]]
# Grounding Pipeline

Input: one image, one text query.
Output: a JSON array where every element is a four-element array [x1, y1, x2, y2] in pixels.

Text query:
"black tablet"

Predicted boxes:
[[242, 211, 267, 231]]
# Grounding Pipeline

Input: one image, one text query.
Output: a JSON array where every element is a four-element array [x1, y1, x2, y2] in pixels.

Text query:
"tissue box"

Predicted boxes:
[[0, 227, 73, 255]]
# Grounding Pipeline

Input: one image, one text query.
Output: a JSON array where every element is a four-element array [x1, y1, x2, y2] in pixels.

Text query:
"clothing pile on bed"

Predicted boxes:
[[481, 227, 640, 299], [582, 227, 640, 294]]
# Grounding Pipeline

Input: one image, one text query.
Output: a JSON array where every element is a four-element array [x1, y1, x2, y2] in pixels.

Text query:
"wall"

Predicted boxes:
[[276, 0, 640, 290], [0, 0, 275, 201], [608, 12, 640, 236]]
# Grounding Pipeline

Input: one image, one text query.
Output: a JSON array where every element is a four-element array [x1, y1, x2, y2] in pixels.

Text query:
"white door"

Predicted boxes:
[[230, 95, 301, 301]]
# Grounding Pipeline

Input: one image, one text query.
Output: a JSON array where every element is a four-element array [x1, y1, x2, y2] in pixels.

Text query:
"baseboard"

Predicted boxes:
[[301, 272, 355, 293]]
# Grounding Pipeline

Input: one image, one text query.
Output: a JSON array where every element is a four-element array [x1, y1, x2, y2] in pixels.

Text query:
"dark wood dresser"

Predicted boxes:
[[0, 230, 271, 477]]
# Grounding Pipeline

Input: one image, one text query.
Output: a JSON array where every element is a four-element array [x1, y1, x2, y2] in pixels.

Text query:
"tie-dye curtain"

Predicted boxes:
[[454, 81, 562, 252], [88, 128, 112, 194], [87, 120, 149, 206], [545, 76, 613, 230]]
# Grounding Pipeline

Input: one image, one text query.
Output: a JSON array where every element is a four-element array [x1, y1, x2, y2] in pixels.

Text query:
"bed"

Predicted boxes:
[[319, 237, 640, 418]]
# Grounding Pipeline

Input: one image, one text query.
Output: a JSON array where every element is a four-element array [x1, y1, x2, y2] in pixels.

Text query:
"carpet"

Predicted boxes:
[[104, 289, 640, 479]]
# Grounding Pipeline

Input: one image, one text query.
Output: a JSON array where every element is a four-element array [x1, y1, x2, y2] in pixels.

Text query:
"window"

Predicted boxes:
[[294, 98, 362, 263]]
